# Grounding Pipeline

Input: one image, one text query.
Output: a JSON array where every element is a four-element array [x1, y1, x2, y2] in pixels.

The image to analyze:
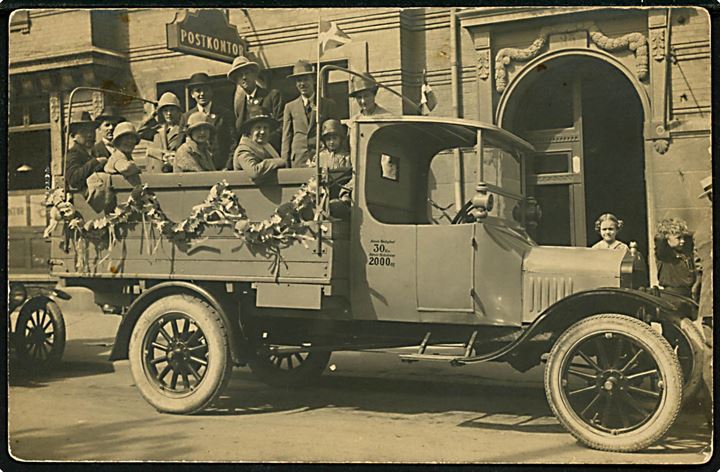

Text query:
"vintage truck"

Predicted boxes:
[[47, 106, 704, 452]]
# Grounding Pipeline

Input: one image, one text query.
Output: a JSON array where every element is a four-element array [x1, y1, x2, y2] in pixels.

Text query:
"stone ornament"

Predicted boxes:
[[91, 91, 104, 119], [477, 49, 490, 80], [650, 29, 665, 62], [50, 96, 61, 123], [494, 21, 648, 93]]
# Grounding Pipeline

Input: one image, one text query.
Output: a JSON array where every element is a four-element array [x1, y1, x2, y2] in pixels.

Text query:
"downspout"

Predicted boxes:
[[450, 8, 464, 211]]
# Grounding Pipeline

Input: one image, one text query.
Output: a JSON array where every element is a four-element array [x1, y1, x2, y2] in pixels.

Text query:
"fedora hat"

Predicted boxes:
[[111, 121, 140, 145], [187, 72, 213, 89], [157, 92, 182, 112], [239, 103, 279, 135], [698, 175, 712, 199], [321, 119, 346, 139], [287, 60, 315, 79], [349, 73, 379, 97], [94, 105, 126, 124], [227, 56, 260, 83], [68, 110, 99, 133], [186, 112, 215, 134]]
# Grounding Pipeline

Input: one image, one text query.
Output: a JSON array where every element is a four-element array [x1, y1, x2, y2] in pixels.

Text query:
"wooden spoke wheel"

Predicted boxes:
[[545, 314, 682, 452], [13, 298, 66, 370], [248, 349, 331, 388], [129, 295, 232, 414], [660, 316, 705, 402]]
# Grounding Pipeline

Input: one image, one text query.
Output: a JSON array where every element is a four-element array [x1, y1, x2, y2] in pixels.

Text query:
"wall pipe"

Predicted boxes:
[[450, 8, 464, 212]]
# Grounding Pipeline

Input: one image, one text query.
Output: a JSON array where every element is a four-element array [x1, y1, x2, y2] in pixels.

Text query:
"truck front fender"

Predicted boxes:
[[109, 281, 246, 365]]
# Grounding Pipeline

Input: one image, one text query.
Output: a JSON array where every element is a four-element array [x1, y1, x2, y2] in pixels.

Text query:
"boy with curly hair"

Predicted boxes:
[[654, 217, 698, 299]]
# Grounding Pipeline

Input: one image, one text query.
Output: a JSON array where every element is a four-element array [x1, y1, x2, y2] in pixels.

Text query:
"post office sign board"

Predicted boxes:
[[166, 9, 248, 64]]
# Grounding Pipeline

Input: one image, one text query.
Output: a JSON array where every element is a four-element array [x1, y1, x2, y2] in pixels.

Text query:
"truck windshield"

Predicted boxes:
[[362, 120, 526, 226]]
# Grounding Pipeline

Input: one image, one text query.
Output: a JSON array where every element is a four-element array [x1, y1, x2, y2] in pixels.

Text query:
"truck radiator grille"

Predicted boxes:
[[526, 275, 574, 315]]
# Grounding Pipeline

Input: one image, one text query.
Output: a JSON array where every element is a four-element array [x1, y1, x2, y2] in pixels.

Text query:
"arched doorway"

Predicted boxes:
[[502, 55, 648, 255]]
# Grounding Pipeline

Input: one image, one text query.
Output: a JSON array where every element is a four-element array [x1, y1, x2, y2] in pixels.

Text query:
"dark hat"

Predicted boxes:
[[239, 103, 279, 135], [227, 56, 260, 83], [349, 73, 379, 97], [187, 72, 213, 89], [321, 119, 346, 139], [94, 105, 126, 124], [69, 110, 99, 133], [287, 60, 315, 79]]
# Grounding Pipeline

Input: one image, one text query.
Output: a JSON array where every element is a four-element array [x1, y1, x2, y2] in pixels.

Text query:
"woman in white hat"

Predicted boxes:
[[174, 112, 216, 172], [104, 121, 142, 186], [233, 104, 285, 182]]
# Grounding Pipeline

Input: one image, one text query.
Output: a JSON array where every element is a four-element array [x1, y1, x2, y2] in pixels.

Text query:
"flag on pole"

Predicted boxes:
[[319, 20, 351, 55], [420, 69, 437, 115]]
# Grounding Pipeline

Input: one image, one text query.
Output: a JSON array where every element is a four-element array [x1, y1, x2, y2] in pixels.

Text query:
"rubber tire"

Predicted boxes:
[[128, 294, 233, 414], [661, 315, 705, 402], [248, 350, 331, 388], [13, 299, 66, 370], [545, 314, 683, 452]]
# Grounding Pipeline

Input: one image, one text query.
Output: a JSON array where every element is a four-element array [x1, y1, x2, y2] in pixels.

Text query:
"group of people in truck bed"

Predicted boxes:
[[66, 56, 389, 195]]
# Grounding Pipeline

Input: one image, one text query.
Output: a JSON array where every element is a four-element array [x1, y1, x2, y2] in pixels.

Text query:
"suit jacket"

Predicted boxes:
[[66, 143, 105, 191], [233, 135, 286, 183], [92, 140, 114, 159], [139, 118, 185, 173], [182, 102, 236, 171], [281, 95, 338, 168]]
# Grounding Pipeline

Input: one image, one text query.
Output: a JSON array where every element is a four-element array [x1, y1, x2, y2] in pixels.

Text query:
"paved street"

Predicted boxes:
[[7, 288, 713, 464]]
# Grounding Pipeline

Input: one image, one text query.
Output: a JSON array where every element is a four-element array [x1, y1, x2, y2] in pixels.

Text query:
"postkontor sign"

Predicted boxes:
[[166, 9, 248, 63]]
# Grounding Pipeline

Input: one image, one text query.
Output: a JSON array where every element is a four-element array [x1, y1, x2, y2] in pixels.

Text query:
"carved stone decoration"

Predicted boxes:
[[49, 96, 61, 123], [477, 49, 491, 80], [91, 91, 105, 119], [650, 29, 665, 61], [494, 21, 648, 93], [653, 138, 670, 154]]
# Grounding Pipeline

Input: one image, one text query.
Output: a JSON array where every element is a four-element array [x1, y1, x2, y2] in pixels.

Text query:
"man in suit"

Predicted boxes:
[[228, 55, 283, 163], [92, 105, 125, 159], [182, 72, 237, 171], [66, 111, 105, 192], [281, 60, 338, 168]]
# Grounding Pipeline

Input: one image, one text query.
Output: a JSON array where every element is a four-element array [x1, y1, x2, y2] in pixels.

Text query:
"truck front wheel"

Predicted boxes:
[[13, 298, 66, 370], [128, 294, 232, 414], [545, 314, 682, 452]]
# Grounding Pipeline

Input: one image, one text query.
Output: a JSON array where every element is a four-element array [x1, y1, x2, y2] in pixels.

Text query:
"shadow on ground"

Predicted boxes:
[[9, 338, 116, 388]]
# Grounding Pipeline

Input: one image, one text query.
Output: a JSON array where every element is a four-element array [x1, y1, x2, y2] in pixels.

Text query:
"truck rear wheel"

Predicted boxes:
[[661, 315, 704, 402], [545, 314, 682, 452], [13, 298, 66, 370], [128, 295, 232, 414], [248, 350, 331, 388]]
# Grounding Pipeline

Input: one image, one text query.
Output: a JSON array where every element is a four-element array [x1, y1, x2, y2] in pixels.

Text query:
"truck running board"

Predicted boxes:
[[399, 330, 479, 366]]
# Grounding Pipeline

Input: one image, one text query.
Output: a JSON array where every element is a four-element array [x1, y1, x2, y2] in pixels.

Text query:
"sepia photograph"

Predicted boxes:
[[5, 4, 715, 464]]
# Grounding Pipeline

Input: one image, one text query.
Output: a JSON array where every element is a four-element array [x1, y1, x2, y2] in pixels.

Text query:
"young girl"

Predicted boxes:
[[591, 213, 629, 251], [307, 119, 350, 169], [654, 217, 696, 298]]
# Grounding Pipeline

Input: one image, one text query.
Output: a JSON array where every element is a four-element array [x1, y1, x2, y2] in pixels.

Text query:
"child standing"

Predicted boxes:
[[307, 119, 350, 169], [591, 213, 629, 251], [654, 217, 697, 298]]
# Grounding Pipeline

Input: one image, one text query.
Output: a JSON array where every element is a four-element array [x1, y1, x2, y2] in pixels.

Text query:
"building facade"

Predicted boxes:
[[8, 7, 712, 282]]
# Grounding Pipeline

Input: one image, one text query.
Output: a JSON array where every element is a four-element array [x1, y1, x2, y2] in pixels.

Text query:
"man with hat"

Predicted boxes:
[[138, 92, 186, 173], [92, 105, 126, 159], [349, 72, 389, 122], [233, 103, 286, 182], [281, 59, 338, 168], [228, 55, 283, 159], [66, 110, 105, 192], [694, 174, 713, 418], [182, 72, 236, 171]]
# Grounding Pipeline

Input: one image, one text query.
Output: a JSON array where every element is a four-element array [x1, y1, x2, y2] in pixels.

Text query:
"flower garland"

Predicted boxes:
[[45, 178, 327, 275]]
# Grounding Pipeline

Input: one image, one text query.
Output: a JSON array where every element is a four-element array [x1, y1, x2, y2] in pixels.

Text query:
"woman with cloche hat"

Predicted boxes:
[[233, 103, 286, 182], [349, 72, 389, 120], [104, 121, 142, 186], [174, 112, 216, 172]]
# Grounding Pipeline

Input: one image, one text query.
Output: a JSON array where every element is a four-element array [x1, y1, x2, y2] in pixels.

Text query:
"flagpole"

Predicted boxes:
[[315, 10, 323, 253]]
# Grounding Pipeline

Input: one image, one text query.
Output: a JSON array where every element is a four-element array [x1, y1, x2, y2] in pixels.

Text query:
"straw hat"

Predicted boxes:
[[349, 73, 379, 97], [698, 175, 712, 199], [111, 121, 140, 145], [227, 56, 260, 83], [239, 104, 279, 135], [287, 60, 315, 79]]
